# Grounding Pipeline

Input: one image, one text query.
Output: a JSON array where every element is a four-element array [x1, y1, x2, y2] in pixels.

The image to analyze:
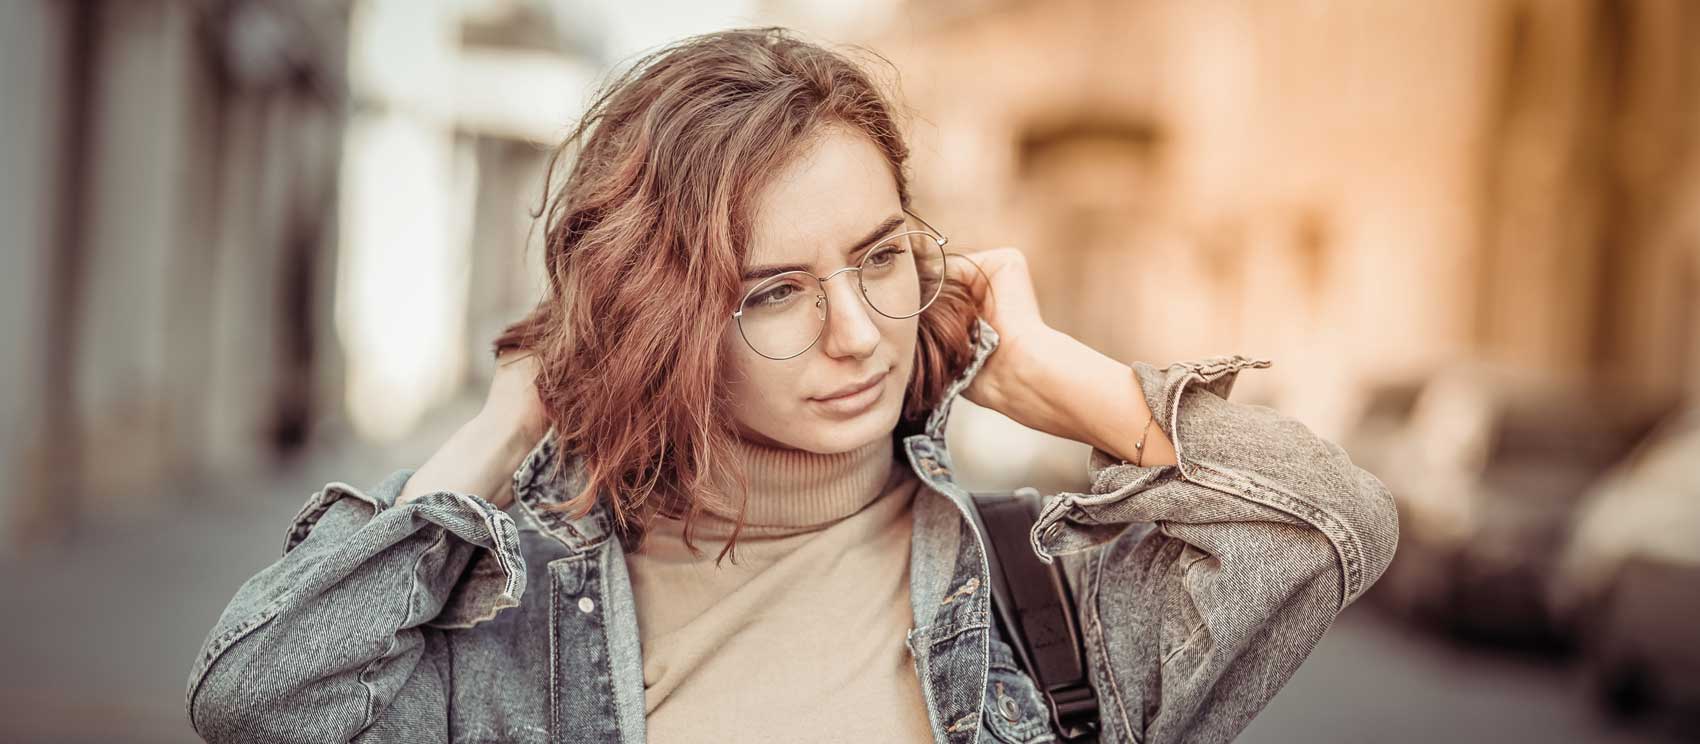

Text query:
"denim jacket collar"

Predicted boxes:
[[509, 317, 1001, 554]]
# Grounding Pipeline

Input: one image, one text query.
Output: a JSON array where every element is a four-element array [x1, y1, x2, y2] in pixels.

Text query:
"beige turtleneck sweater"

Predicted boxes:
[[624, 433, 935, 743]]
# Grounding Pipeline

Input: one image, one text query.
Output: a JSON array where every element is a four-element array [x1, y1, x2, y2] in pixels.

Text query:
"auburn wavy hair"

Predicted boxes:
[[491, 26, 981, 563]]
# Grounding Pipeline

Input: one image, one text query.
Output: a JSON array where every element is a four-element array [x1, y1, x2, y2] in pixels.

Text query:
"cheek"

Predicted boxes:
[[720, 332, 754, 398], [890, 317, 922, 362], [722, 332, 795, 409], [735, 364, 788, 408]]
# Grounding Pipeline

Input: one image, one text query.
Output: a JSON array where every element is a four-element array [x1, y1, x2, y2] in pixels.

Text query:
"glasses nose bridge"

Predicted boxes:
[[812, 262, 881, 333], [811, 264, 866, 307], [815, 264, 861, 286]]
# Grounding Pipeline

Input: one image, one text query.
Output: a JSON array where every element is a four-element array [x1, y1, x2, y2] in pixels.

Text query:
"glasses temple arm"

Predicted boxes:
[[903, 207, 950, 248]]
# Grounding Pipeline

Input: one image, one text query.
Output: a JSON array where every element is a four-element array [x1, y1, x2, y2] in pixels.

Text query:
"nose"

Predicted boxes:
[[817, 270, 881, 359]]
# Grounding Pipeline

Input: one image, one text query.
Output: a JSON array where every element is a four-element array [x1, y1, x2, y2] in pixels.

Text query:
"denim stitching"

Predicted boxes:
[[1088, 544, 1137, 744], [184, 592, 290, 734], [1189, 460, 1360, 609], [190, 481, 394, 730], [404, 492, 527, 629], [913, 615, 993, 649], [358, 528, 451, 731], [548, 573, 560, 740], [1162, 357, 1363, 605], [924, 317, 999, 438], [1156, 546, 1214, 667], [454, 493, 524, 601], [904, 624, 947, 739], [1157, 611, 1210, 666], [946, 710, 979, 732]]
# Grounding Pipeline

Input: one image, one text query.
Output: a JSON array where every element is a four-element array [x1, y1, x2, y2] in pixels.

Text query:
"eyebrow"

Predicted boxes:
[[742, 213, 907, 282]]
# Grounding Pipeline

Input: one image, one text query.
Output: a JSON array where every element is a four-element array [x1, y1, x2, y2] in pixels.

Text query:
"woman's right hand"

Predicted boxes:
[[396, 349, 549, 509]]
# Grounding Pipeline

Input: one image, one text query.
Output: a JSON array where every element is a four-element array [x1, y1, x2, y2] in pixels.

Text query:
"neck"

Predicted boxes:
[[687, 432, 899, 539]]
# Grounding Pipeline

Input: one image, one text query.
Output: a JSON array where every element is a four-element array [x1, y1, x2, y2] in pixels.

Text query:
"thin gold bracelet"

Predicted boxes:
[[1131, 414, 1155, 467]]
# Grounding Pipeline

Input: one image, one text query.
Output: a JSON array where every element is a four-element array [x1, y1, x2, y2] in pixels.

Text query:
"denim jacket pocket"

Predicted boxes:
[[982, 636, 1062, 744]]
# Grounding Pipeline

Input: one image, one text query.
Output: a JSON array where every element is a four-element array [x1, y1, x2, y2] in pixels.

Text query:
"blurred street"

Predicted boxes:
[[0, 395, 483, 744], [1243, 607, 1691, 744], [0, 395, 1689, 744]]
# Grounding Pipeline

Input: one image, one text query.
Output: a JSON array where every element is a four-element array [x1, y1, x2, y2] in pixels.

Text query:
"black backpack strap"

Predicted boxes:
[[966, 488, 1099, 742]]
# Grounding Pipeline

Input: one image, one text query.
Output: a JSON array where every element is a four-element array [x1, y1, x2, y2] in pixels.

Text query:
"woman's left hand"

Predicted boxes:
[[943, 247, 1175, 466], [944, 247, 1056, 412]]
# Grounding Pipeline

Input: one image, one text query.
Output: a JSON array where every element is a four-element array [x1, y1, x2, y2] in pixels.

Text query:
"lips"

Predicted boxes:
[[814, 370, 887, 401]]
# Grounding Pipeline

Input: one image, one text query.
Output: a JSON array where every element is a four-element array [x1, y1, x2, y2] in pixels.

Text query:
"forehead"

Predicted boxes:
[[746, 125, 901, 266]]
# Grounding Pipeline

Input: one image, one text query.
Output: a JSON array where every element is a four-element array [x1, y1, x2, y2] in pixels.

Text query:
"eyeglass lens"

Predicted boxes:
[[737, 231, 945, 359]]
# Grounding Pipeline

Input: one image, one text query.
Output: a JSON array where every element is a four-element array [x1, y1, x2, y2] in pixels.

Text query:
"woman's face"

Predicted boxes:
[[721, 124, 918, 454]]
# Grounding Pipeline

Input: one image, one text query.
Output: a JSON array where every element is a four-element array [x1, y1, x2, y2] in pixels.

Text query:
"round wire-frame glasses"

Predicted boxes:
[[731, 208, 951, 360]]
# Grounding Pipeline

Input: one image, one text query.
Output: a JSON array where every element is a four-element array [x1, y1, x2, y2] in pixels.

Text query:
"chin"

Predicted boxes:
[[803, 401, 902, 454]]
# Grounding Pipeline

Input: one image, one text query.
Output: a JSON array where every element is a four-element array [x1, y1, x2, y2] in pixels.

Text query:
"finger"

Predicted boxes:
[[965, 248, 1043, 322], [945, 253, 994, 303]]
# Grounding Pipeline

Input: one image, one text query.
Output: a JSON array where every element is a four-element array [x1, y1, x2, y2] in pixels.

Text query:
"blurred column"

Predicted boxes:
[[0, 0, 349, 550], [192, 0, 349, 487], [462, 135, 551, 389], [72, 1, 204, 515], [336, 0, 472, 442], [0, 0, 77, 551], [1591, 0, 1700, 403]]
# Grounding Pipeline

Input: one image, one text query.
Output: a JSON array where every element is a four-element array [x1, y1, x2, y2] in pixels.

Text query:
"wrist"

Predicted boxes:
[[397, 414, 534, 509], [470, 406, 545, 468], [998, 327, 1100, 444], [1010, 330, 1173, 466]]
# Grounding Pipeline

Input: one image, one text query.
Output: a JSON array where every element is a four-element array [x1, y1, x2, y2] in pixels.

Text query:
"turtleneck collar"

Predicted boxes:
[[676, 433, 900, 539]]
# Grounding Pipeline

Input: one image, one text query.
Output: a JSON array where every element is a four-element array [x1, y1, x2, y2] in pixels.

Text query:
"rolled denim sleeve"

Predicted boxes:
[[185, 468, 528, 743], [1030, 355, 1399, 744]]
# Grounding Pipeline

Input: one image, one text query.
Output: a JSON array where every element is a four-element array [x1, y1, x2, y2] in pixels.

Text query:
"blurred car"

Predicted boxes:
[[1366, 362, 1665, 647], [1340, 377, 1427, 481], [1549, 406, 1700, 719]]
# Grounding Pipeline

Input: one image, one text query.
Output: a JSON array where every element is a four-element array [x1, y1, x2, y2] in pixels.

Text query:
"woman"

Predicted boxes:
[[186, 27, 1397, 744]]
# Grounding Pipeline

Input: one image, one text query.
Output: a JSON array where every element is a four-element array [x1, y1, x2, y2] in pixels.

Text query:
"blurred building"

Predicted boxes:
[[872, 0, 1700, 490], [0, 0, 603, 554], [1, 0, 352, 551]]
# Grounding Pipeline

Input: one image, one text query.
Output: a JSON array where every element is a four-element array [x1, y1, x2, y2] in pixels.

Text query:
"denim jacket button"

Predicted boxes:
[[998, 694, 1020, 722], [577, 597, 595, 613]]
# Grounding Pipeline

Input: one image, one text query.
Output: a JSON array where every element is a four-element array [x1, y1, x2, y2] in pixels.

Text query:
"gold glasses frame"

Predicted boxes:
[[731, 208, 951, 360]]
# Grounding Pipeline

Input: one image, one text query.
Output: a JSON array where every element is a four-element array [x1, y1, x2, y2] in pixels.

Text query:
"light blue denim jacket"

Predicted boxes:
[[185, 318, 1399, 743]]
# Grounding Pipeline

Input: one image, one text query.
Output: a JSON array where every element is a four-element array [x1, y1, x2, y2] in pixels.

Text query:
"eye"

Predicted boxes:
[[864, 242, 908, 268], [749, 280, 805, 308]]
